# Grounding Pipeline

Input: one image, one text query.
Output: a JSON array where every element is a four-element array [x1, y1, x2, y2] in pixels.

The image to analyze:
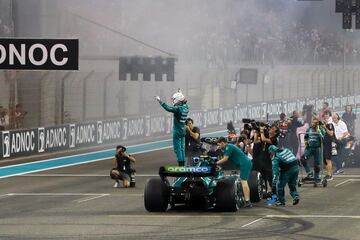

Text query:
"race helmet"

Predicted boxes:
[[268, 145, 279, 153], [171, 89, 185, 105]]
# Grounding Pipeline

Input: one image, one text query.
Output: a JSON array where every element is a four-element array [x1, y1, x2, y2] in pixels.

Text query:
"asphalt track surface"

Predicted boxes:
[[0, 148, 360, 240]]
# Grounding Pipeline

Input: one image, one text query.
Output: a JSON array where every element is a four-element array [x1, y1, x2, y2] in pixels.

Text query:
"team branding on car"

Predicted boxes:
[[165, 166, 212, 173]]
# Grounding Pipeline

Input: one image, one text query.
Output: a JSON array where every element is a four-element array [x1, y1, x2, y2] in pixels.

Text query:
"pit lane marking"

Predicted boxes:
[[5, 193, 110, 196], [107, 214, 360, 219], [335, 179, 360, 187], [265, 215, 360, 219], [75, 194, 109, 203], [241, 217, 264, 227]]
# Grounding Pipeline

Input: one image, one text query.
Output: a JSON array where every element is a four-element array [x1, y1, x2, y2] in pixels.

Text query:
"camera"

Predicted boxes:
[[242, 118, 270, 133], [226, 121, 236, 134]]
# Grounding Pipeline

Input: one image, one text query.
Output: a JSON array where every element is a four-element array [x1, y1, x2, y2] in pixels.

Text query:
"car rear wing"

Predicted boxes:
[[159, 165, 216, 178]]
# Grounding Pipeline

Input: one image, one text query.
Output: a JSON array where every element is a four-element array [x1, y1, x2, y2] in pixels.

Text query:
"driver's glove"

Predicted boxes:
[[154, 96, 161, 103]]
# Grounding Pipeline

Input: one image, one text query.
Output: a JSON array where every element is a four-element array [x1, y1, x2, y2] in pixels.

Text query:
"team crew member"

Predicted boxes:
[[110, 145, 135, 188], [216, 137, 253, 208], [185, 118, 202, 166], [322, 110, 335, 181], [332, 113, 350, 174], [268, 145, 300, 206], [301, 116, 325, 182], [155, 89, 189, 166]]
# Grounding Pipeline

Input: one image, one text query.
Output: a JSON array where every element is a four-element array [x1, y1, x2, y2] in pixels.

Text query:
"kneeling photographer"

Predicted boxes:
[[243, 119, 279, 196], [110, 145, 136, 188]]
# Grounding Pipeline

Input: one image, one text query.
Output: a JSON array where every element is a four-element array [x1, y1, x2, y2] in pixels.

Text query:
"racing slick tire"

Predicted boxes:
[[248, 171, 265, 203], [144, 178, 169, 212], [215, 179, 240, 212]]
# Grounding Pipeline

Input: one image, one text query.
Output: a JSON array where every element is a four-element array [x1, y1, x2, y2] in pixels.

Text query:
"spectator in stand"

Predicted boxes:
[[342, 105, 356, 136], [0, 106, 9, 131], [14, 104, 27, 129], [318, 102, 330, 121]]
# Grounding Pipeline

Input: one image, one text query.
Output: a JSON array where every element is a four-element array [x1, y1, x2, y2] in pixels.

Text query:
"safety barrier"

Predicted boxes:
[[1, 94, 359, 160]]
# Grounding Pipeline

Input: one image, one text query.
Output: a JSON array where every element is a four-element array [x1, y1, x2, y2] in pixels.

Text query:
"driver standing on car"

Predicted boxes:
[[216, 137, 253, 208], [268, 145, 300, 206], [155, 89, 189, 166]]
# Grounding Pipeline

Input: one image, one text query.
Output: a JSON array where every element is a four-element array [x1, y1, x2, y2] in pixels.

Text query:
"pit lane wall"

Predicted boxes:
[[1, 94, 359, 160]]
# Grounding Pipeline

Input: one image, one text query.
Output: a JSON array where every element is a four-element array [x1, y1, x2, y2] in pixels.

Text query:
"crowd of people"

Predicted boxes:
[[228, 103, 357, 205], [0, 104, 27, 130], [109, 88, 358, 208]]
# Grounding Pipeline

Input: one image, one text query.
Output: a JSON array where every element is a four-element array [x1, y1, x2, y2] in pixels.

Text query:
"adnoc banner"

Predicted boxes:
[[1, 128, 38, 159], [38, 125, 69, 153], [0, 38, 79, 70], [148, 115, 167, 137], [0, 131, 2, 159], [121, 116, 145, 140], [96, 120, 122, 145], [69, 122, 97, 149]]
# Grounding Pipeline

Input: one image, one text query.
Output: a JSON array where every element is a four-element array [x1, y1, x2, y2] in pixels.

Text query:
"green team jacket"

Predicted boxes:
[[272, 148, 298, 176], [160, 101, 189, 136], [304, 126, 325, 148]]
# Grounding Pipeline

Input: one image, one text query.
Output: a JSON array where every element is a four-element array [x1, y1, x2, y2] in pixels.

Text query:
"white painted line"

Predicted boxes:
[[335, 179, 352, 187], [266, 215, 360, 219], [333, 175, 360, 178], [21, 174, 109, 177], [112, 193, 143, 197], [335, 179, 360, 187], [20, 174, 158, 177], [108, 214, 360, 219], [0, 157, 111, 179], [0, 194, 11, 200], [75, 194, 109, 203], [241, 217, 264, 228], [6, 193, 109, 196], [108, 215, 228, 218]]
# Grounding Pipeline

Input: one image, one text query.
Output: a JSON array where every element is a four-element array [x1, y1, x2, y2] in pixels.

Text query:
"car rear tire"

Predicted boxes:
[[249, 171, 265, 203], [144, 178, 169, 212], [215, 179, 240, 212]]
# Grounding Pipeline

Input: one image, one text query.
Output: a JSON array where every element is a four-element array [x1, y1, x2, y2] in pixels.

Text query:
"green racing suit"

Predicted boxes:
[[159, 101, 189, 165], [272, 148, 299, 204], [302, 125, 325, 180]]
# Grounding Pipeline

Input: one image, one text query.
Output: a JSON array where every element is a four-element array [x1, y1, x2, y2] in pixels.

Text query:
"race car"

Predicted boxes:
[[144, 137, 266, 212]]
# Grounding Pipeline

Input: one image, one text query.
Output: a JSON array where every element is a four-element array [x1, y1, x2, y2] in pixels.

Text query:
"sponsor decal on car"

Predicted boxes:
[[165, 166, 212, 174]]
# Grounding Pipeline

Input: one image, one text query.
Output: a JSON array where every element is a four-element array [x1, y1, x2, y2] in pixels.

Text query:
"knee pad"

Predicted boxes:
[[314, 165, 320, 173]]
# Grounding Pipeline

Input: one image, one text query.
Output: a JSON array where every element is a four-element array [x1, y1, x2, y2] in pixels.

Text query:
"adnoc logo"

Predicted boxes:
[[165, 166, 212, 173]]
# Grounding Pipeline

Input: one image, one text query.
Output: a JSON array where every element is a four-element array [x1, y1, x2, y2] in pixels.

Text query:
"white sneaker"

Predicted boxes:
[[113, 182, 119, 188]]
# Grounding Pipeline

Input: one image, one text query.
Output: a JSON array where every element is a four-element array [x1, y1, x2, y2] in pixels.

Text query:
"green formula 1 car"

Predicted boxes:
[[144, 137, 265, 212]]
